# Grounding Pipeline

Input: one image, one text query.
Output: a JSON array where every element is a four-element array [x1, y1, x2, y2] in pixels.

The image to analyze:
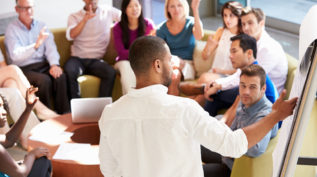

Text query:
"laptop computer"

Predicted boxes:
[[71, 97, 112, 123]]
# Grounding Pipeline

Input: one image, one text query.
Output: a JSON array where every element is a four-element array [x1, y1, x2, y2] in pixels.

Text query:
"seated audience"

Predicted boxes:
[[113, 0, 155, 95], [156, 0, 203, 95], [201, 1, 242, 76], [5, 0, 69, 114], [98, 36, 297, 177], [182, 34, 278, 116], [241, 7, 287, 93], [0, 51, 58, 148], [64, 0, 121, 98], [185, 1, 243, 104], [202, 64, 278, 177], [0, 87, 52, 177]]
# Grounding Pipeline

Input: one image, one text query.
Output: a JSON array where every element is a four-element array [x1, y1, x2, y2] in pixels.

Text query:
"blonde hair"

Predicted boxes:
[[164, 0, 189, 20]]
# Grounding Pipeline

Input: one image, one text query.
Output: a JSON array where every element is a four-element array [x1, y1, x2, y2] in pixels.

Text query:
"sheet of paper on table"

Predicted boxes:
[[29, 131, 74, 145], [53, 143, 100, 164]]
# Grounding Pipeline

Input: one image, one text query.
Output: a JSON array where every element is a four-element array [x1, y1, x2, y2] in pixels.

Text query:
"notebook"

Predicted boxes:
[[71, 97, 112, 123]]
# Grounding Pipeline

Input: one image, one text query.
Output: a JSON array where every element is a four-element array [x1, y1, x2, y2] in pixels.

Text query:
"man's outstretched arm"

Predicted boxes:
[[243, 90, 297, 148]]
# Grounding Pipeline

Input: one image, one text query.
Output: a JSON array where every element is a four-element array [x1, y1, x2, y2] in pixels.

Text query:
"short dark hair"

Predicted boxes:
[[241, 7, 265, 23], [231, 34, 257, 59], [129, 36, 168, 76], [0, 94, 10, 114], [240, 64, 266, 88]]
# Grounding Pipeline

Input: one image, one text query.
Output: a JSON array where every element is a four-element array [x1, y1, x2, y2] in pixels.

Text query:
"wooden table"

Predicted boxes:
[[28, 113, 103, 177]]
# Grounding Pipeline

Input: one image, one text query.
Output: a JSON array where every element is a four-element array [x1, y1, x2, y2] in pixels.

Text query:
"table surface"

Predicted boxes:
[[28, 113, 103, 177]]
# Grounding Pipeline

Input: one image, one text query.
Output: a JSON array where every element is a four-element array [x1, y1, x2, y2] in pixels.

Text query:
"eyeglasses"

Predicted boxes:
[[17, 5, 34, 11]]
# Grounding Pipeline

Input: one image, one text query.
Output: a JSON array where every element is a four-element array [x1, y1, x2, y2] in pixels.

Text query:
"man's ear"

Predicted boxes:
[[261, 84, 267, 93], [247, 49, 253, 59], [259, 19, 265, 28], [153, 59, 162, 73]]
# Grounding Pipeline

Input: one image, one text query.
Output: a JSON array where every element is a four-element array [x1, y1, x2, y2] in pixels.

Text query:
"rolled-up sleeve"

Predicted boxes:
[[44, 30, 60, 66], [215, 69, 241, 91], [5, 25, 36, 64]]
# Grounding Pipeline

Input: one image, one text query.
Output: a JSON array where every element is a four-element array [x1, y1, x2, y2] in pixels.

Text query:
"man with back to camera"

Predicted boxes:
[[5, 0, 69, 114], [64, 0, 121, 99], [202, 64, 278, 177], [240, 7, 287, 94], [98, 36, 297, 177]]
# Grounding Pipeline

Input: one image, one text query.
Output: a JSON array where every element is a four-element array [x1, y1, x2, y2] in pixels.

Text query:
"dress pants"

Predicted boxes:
[[204, 87, 239, 116], [201, 146, 231, 177], [64, 57, 116, 98], [20, 61, 70, 114]]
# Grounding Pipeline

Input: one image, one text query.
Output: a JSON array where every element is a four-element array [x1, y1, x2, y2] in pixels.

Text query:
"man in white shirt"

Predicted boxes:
[[98, 36, 297, 177], [64, 0, 121, 98], [241, 7, 288, 94]]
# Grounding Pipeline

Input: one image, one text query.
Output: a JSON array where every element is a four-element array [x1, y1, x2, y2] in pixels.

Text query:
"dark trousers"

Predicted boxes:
[[204, 87, 239, 116], [201, 146, 231, 177], [64, 57, 116, 98], [21, 61, 70, 114], [28, 157, 52, 177]]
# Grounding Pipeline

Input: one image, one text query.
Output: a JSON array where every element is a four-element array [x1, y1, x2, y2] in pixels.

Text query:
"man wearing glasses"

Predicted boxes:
[[4, 0, 70, 114]]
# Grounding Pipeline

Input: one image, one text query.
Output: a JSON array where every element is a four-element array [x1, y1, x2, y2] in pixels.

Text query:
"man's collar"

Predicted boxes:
[[17, 18, 35, 30], [128, 84, 168, 97], [241, 96, 267, 114]]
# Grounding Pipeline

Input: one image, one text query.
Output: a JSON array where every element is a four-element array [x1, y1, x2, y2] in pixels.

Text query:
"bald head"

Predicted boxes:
[[129, 36, 169, 76]]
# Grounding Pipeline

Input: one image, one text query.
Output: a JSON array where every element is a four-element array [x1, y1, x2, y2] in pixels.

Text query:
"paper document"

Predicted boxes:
[[53, 143, 99, 164]]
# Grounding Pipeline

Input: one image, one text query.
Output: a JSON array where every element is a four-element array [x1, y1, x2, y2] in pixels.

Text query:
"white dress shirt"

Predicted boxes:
[[257, 30, 288, 93], [99, 84, 248, 177], [215, 69, 241, 91], [66, 5, 121, 59]]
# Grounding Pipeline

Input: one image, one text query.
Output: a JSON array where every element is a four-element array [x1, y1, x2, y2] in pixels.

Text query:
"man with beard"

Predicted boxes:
[[98, 36, 297, 177]]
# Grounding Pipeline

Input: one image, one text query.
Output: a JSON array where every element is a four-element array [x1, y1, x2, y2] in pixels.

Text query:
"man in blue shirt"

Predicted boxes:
[[4, 0, 69, 114], [203, 34, 278, 116], [202, 64, 278, 177]]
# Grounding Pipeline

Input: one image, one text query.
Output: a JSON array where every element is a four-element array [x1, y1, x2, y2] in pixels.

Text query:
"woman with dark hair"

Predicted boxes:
[[0, 87, 52, 177], [113, 0, 155, 95], [202, 1, 243, 77], [179, 1, 243, 105]]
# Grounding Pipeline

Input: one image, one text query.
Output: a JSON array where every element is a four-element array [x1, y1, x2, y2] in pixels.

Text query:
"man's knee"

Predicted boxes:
[[28, 156, 52, 177], [64, 58, 82, 77]]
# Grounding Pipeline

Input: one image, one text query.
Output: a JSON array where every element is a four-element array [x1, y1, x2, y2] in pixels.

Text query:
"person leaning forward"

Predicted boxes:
[[98, 36, 298, 177]]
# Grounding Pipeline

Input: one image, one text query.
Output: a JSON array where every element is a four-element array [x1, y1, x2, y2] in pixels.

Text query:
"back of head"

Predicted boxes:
[[129, 36, 168, 76], [231, 33, 257, 59], [240, 64, 266, 88], [241, 7, 265, 23]]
